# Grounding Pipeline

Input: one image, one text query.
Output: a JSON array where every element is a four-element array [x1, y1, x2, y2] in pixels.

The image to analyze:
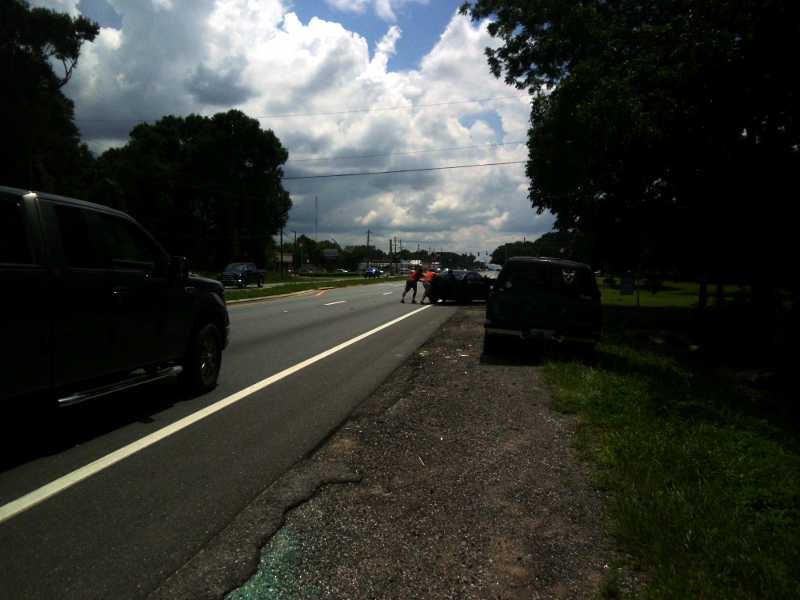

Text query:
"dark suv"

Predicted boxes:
[[484, 257, 601, 351], [220, 262, 263, 288], [0, 186, 229, 406]]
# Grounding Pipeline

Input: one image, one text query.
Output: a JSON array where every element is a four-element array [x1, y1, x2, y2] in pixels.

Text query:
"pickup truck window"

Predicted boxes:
[[54, 205, 104, 268], [95, 214, 162, 271], [0, 193, 33, 265]]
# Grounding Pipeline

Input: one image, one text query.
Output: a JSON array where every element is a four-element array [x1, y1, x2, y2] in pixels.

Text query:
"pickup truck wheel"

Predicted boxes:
[[181, 323, 222, 393]]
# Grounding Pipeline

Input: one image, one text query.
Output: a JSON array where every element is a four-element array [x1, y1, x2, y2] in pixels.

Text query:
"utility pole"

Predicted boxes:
[[366, 230, 371, 269], [279, 228, 284, 280], [314, 196, 318, 242], [291, 230, 297, 273]]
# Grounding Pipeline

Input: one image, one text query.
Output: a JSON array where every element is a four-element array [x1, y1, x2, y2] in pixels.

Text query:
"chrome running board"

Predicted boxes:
[[57, 365, 183, 407]]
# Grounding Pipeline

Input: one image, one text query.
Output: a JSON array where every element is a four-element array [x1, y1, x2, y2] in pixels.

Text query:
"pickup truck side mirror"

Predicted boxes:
[[169, 256, 189, 282]]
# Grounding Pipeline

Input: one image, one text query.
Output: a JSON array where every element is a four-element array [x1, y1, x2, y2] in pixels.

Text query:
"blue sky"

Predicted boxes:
[[290, 1, 465, 71], [79, 0, 466, 72]]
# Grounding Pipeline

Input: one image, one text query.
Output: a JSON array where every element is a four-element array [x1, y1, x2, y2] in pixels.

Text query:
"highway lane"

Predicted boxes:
[[0, 283, 409, 503], [0, 283, 455, 599]]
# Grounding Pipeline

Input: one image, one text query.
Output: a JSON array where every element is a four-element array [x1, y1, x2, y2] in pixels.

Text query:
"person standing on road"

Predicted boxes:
[[401, 265, 423, 303], [420, 268, 438, 304]]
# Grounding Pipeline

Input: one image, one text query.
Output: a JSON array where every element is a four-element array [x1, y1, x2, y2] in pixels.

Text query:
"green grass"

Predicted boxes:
[[192, 270, 362, 283], [293, 271, 364, 278], [600, 281, 701, 308], [224, 275, 404, 302], [600, 280, 753, 309], [544, 286, 800, 599]]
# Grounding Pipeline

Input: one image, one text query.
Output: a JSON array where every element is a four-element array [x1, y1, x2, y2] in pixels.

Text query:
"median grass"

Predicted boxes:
[[224, 275, 404, 302], [543, 287, 800, 599]]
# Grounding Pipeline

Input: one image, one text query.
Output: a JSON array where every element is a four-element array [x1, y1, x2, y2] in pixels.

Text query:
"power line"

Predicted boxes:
[[282, 160, 526, 181], [73, 94, 529, 123], [287, 140, 527, 163]]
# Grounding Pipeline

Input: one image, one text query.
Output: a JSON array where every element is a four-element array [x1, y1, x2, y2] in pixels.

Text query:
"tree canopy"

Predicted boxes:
[[490, 231, 578, 265], [1, 0, 99, 193], [90, 110, 291, 270], [461, 1, 799, 282]]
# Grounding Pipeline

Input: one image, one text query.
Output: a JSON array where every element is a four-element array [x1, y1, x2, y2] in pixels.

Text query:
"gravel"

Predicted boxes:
[[223, 306, 615, 600]]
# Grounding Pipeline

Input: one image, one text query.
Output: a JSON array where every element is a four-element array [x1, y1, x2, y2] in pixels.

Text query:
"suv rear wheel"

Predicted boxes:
[[181, 323, 222, 393]]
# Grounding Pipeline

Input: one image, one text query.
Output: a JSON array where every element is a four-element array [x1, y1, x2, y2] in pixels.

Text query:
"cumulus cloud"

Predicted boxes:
[[325, 0, 369, 14], [186, 59, 254, 106], [374, 0, 396, 21], [56, 0, 550, 253], [325, 0, 429, 23]]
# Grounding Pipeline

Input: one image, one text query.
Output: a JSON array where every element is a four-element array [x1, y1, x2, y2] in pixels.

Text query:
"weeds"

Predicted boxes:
[[546, 329, 800, 599]]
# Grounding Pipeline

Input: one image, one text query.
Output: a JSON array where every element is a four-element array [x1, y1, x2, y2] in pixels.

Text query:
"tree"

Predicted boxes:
[[461, 1, 799, 285], [342, 245, 387, 271], [1, 0, 99, 193], [436, 252, 476, 269], [91, 110, 290, 269], [293, 236, 345, 268], [490, 231, 580, 265]]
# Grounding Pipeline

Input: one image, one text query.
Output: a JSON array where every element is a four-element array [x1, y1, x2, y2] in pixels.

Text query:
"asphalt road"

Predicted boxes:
[[0, 283, 455, 599]]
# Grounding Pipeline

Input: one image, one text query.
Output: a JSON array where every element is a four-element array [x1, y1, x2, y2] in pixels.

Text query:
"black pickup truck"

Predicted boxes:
[[0, 186, 229, 406], [220, 262, 263, 288]]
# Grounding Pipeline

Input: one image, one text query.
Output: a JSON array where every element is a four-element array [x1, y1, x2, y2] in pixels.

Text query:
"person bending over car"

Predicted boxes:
[[420, 268, 438, 304]]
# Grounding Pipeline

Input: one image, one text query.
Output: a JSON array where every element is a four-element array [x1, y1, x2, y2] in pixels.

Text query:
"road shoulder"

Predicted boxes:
[[153, 306, 617, 599]]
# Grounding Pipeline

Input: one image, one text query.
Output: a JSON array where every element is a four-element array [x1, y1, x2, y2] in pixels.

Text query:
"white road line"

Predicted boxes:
[[0, 304, 432, 525], [382, 292, 393, 295], [323, 300, 346, 306]]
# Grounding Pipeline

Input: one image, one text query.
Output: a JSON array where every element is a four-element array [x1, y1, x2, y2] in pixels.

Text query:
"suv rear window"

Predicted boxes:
[[499, 262, 597, 296], [0, 193, 33, 265]]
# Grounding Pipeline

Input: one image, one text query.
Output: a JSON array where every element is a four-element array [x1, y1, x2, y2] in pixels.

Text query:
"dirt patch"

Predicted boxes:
[[230, 307, 616, 599]]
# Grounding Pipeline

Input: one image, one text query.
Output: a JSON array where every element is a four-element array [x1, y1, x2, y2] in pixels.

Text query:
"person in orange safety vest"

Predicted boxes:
[[401, 264, 424, 303], [420, 268, 439, 304]]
